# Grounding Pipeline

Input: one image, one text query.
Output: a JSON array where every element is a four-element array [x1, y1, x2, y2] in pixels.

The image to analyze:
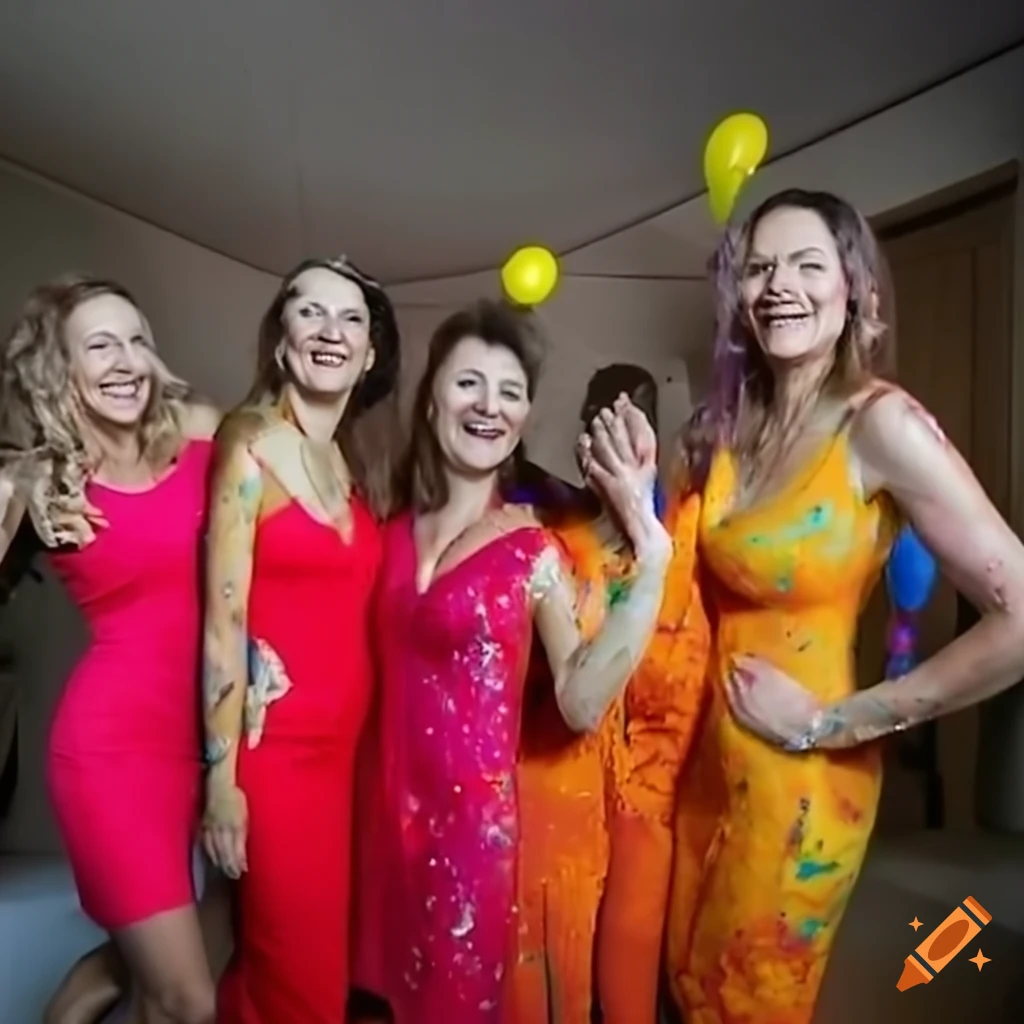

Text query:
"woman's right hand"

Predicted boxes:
[[18, 470, 108, 548], [202, 777, 248, 879]]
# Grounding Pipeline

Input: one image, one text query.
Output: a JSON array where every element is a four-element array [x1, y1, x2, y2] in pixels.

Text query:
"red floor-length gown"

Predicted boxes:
[[217, 496, 381, 1023]]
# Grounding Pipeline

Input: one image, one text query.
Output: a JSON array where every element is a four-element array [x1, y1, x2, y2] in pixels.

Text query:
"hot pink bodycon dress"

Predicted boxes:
[[46, 439, 212, 929]]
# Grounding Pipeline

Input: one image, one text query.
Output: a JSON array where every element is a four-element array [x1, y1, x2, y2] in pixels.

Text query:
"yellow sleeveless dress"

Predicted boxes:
[[667, 430, 899, 1023]]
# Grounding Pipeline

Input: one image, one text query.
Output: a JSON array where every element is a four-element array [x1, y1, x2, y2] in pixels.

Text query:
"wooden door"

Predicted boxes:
[[858, 186, 1016, 834]]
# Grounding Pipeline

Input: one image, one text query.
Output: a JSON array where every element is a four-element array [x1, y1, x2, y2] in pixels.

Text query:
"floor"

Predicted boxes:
[[3, 831, 1023, 1023], [815, 831, 1024, 1023]]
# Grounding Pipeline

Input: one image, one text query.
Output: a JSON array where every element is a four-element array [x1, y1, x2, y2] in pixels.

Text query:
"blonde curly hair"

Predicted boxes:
[[0, 274, 190, 547]]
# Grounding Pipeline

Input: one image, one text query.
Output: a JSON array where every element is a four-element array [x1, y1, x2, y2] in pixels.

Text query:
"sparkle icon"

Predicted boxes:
[[969, 950, 990, 971], [897, 897, 992, 992]]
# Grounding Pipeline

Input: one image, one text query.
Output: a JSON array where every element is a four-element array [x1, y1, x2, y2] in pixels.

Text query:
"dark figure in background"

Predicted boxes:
[[509, 362, 663, 516], [0, 520, 38, 819]]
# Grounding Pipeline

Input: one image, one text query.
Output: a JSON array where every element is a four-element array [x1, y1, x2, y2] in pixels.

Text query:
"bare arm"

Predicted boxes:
[[202, 416, 263, 784], [533, 542, 671, 732], [534, 395, 672, 732], [809, 390, 1024, 748]]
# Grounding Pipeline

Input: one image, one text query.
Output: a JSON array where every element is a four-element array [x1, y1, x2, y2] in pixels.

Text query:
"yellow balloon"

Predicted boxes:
[[500, 245, 559, 307], [703, 112, 769, 224]]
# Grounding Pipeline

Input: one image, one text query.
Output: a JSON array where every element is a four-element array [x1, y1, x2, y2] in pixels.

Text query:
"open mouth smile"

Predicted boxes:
[[759, 308, 812, 329], [99, 379, 145, 400], [462, 421, 505, 441]]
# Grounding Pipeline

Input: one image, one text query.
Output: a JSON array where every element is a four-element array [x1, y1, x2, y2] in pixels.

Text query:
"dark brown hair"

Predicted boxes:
[[247, 256, 402, 517], [581, 362, 658, 434], [399, 298, 544, 513]]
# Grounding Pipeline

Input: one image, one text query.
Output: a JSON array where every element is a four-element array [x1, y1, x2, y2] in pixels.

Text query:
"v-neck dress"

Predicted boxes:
[[361, 511, 551, 1023], [217, 496, 381, 1024]]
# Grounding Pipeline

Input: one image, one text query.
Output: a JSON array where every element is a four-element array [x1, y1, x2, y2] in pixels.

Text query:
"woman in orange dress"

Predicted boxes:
[[641, 188, 1024, 1024], [509, 380, 711, 1024]]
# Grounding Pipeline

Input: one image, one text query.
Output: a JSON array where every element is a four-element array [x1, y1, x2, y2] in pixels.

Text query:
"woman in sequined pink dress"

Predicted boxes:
[[353, 299, 672, 1024]]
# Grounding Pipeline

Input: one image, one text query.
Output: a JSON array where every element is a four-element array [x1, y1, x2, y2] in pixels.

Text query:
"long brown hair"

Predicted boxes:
[[0, 274, 189, 539], [691, 188, 894, 484], [398, 299, 544, 514], [247, 257, 402, 518]]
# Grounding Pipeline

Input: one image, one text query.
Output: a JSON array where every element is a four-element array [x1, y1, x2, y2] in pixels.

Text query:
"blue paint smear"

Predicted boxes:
[[795, 858, 840, 881]]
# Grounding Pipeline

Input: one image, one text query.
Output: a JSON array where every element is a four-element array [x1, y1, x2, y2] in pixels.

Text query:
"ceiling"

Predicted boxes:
[[0, 1, 1022, 283]]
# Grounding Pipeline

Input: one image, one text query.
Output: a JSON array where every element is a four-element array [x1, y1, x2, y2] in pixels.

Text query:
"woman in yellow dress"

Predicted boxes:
[[638, 188, 1024, 1024]]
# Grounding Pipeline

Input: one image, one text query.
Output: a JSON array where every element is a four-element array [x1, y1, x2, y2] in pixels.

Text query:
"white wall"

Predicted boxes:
[[390, 45, 1024, 490], [0, 159, 277, 853]]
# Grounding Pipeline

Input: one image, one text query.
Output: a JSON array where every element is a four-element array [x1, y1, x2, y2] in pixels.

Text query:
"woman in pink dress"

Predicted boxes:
[[0, 275, 220, 1024], [355, 299, 672, 1023]]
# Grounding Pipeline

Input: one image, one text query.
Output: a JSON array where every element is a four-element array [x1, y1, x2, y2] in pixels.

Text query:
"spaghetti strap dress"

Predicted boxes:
[[217, 495, 381, 1024], [667, 429, 899, 1024]]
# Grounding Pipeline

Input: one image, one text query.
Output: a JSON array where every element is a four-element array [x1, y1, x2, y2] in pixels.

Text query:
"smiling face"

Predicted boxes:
[[279, 267, 375, 398], [740, 206, 850, 367], [431, 336, 531, 477], [65, 292, 154, 430]]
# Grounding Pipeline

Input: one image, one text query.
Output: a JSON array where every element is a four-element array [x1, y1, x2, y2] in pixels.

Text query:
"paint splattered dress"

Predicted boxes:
[[667, 430, 898, 1024], [511, 510, 615, 1024], [369, 513, 554, 1023], [217, 496, 381, 1024], [511, 482, 709, 1024], [595, 488, 710, 1024]]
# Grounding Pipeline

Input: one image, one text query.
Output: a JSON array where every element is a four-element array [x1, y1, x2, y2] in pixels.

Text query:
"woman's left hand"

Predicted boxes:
[[724, 654, 826, 749], [576, 395, 669, 565]]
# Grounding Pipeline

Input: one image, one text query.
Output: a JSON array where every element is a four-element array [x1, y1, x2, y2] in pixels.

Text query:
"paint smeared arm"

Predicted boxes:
[[533, 537, 671, 733], [201, 413, 263, 875], [810, 390, 1024, 748], [534, 398, 672, 732]]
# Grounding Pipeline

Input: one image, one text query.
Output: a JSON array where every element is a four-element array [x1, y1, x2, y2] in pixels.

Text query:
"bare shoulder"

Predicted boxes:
[[214, 405, 285, 456], [182, 400, 223, 440], [849, 383, 946, 453], [848, 383, 953, 497]]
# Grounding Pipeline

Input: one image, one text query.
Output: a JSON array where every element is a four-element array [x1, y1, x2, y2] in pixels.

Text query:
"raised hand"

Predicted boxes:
[[577, 395, 669, 566]]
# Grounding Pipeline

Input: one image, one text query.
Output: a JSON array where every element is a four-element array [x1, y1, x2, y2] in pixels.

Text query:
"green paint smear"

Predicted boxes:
[[747, 502, 835, 549], [798, 917, 827, 940], [606, 577, 632, 608], [795, 857, 840, 881]]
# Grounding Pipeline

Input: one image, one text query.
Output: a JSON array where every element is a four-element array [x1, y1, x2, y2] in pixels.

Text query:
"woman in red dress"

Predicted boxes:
[[200, 256, 400, 1023]]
